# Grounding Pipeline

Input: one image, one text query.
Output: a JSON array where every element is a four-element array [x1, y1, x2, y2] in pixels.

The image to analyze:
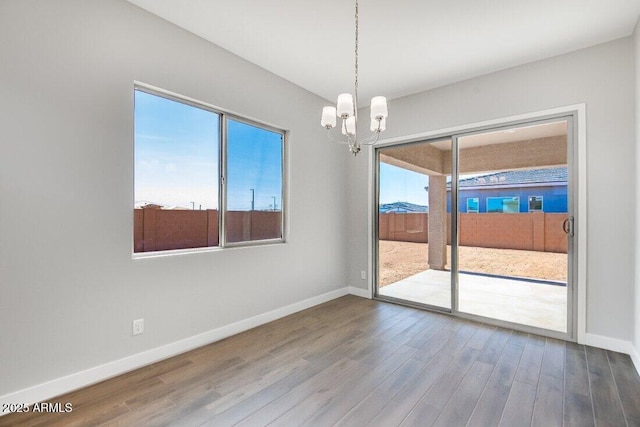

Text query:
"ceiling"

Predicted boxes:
[[381, 120, 567, 175], [127, 0, 640, 102], [430, 120, 567, 150]]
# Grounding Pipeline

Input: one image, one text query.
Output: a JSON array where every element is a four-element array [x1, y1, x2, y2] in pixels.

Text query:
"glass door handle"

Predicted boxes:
[[562, 217, 574, 236]]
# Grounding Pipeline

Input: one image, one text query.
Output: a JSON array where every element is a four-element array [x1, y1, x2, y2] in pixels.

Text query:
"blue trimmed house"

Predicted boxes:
[[444, 167, 568, 213]]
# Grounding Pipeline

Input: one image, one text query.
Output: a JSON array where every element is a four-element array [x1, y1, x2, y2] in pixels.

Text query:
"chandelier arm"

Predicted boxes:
[[359, 134, 375, 145], [326, 128, 350, 145], [360, 131, 382, 146]]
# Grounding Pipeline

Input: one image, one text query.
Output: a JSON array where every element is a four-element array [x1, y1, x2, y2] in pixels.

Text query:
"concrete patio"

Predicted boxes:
[[378, 269, 567, 332]]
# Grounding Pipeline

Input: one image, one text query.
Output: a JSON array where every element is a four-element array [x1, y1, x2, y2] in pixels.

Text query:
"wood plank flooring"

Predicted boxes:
[[2, 296, 639, 426]]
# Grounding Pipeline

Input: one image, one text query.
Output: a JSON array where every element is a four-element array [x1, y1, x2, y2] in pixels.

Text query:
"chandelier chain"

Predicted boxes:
[[354, 0, 359, 115], [319, 0, 386, 156]]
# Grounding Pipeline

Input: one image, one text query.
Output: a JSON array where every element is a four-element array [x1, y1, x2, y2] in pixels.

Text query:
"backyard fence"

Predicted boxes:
[[134, 208, 281, 252], [379, 212, 567, 253], [134, 209, 566, 254]]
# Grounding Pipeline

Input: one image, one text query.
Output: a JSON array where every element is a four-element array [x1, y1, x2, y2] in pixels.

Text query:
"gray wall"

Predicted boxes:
[[348, 38, 636, 342], [0, 0, 347, 395]]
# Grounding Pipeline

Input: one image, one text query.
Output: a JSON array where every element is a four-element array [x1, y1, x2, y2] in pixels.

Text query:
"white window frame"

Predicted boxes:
[[133, 82, 287, 257]]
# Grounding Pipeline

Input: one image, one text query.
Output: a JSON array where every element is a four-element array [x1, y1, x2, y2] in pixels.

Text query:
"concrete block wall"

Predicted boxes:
[[378, 212, 429, 243], [226, 210, 282, 243], [379, 212, 568, 253], [134, 209, 280, 251]]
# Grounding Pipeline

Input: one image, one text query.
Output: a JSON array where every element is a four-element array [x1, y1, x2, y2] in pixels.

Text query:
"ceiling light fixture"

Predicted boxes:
[[320, 0, 388, 156]]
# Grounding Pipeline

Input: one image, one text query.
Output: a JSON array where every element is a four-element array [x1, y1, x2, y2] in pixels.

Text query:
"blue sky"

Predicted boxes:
[[135, 90, 219, 209], [379, 164, 489, 207], [379, 163, 429, 206], [135, 91, 282, 211], [135, 90, 456, 211], [226, 119, 282, 211]]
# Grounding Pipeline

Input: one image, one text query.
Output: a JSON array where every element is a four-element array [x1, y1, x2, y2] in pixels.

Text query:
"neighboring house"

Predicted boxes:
[[135, 201, 191, 210], [379, 201, 428, 213], [438, 167, 568, 213]]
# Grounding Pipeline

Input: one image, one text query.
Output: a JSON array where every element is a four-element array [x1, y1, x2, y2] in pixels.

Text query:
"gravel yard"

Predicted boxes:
[[378, 240, 567, 287]]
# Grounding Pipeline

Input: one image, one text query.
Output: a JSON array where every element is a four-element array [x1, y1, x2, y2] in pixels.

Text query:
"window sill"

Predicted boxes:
[[132, 239, 286, 259]]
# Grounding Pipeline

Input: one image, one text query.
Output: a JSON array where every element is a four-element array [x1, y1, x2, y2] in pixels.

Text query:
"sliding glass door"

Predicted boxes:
[[376, 139, 452, 310], [454, 120, 571, 333], [375, 117, 575, 338]]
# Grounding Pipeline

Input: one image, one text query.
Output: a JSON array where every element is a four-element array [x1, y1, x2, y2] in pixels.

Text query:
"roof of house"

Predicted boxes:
[[440, 167, 568, 189], [134, 201, 190, 210], [379, 201, 428, 213]]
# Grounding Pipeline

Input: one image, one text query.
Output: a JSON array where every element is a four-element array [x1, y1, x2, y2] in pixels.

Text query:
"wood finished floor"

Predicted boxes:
[[2, 295, 640, 426]]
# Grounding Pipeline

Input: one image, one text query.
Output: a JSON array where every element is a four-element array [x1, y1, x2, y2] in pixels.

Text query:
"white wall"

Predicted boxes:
[[348, 38, 636, 343], [0, 0, 348, 397]]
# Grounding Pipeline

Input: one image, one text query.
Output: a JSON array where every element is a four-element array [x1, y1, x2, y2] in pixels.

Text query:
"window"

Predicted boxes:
[[226, 119, 284, 243], [466, 198, 479, 213], [487, 197, 519, 213], [528, 196, 543, 212], [134, 86, 285, 253]]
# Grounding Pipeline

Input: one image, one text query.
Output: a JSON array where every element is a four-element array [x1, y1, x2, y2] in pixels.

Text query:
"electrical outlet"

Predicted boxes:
[[133, 318, 144, 336], [360, 270, 367, 280]]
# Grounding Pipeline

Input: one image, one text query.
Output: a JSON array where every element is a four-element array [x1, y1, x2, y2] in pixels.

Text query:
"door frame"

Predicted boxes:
[[368, 104, 586, 343]]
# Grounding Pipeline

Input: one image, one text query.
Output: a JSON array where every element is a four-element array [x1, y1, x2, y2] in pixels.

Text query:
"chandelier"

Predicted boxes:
[[320, 0, 388, 156]]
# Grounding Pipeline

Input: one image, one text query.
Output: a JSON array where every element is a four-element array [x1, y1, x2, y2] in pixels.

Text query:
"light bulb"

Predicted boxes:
[[321, 106, 336, 128], [370, 96, 388, 119], [342, 116, 356, 135], [337, 93, 354, 118]]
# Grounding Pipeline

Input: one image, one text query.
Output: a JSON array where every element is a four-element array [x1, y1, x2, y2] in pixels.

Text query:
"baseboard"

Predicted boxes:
[[630, 344, 640, 377], [584, 333, 640, 375], [585, 334, 640, 375], [348, 286, 370, 298], [0, 287, 349, 414], [346, 287, 640, 374], [585, 333, 633, 354], [568, 334, 640, 375]]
